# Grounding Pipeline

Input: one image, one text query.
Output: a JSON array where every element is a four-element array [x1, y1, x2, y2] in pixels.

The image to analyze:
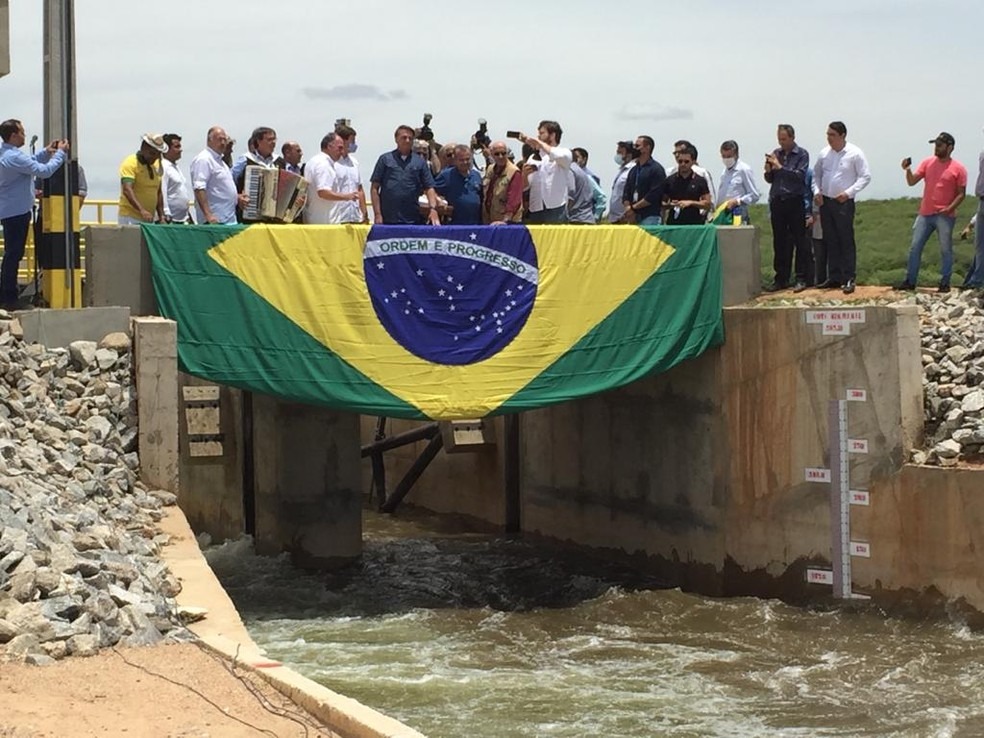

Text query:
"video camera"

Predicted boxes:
[[472, 118, 491, 150], [419, 113, 434, 142]]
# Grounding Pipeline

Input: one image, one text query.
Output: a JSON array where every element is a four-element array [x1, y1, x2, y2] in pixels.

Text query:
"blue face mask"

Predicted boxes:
[[348, 142, 358, 154], [614, 153, 624, 166]]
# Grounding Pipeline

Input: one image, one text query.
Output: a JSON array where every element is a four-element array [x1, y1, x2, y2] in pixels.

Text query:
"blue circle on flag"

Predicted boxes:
[[364, 225, 539, 365]]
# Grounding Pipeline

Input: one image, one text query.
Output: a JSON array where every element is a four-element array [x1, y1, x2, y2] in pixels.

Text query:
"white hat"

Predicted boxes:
[[141, 133, 168, 154]]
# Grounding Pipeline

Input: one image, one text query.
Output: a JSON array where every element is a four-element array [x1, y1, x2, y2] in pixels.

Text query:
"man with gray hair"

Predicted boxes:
[[304, 132, 360, 224], [434, 144, 483, 225], [190, 126, 246, 224]]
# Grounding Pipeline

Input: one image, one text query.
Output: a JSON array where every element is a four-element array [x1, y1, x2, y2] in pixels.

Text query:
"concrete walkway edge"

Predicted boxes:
[[159, 507, 427, 738]]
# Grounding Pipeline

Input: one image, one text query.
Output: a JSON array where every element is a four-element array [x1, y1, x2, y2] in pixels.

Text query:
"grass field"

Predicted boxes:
[[749, 196, 980, 287]]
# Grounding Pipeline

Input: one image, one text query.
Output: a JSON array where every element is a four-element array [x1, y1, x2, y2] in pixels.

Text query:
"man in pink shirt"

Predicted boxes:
[[897, 132, 967, 292]]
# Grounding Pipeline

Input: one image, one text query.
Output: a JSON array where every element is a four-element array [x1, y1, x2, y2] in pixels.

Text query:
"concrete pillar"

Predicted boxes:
[[252, 395, 362, 568], [132, 317, 179, 494], [717, 226, 761, 305], [895, 304, 924, 453]]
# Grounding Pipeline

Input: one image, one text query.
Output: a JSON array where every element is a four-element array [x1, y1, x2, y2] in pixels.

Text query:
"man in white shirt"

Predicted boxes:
[[519, 120, 574, 223], [812, 120, 872, 294], [161, 133, 191, 223], [304, 132, 360, 224], [333, 123, 368, 224], [609, 140, 636, 223], [716, 140, 761, 224], [189, 126, 245, 225]]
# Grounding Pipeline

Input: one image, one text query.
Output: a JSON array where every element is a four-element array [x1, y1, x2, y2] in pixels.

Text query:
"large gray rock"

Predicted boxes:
[[67, 340, 98, 371], [962, 390, 984, 414]]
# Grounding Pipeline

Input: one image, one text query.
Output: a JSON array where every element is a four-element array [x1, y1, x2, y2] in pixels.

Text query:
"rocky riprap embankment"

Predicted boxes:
[[0, 311, 190, 665], [917, 290, 984, 466]]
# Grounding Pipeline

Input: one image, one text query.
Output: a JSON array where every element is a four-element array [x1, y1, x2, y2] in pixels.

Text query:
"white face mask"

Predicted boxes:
[[722, 157, 736, 168], [614, 153, 624, 166]]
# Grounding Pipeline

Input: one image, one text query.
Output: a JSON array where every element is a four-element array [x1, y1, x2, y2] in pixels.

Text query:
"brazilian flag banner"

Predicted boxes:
[[143, 224, 724, 420]]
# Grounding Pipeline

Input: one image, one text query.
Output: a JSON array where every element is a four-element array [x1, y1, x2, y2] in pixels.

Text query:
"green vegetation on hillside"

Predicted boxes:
[[749, 197, 980, 286]]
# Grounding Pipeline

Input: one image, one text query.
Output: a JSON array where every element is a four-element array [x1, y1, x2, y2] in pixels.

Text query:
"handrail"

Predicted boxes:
[[1, 199, 121, 282]]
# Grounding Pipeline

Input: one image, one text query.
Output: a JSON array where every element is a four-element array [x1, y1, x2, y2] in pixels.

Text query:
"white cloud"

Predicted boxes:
[[301, 85, 408, 102], [615, 105, 693, 123]]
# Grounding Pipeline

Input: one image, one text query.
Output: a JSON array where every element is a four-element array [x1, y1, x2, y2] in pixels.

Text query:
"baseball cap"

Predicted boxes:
[[929, 132, 955, 146]]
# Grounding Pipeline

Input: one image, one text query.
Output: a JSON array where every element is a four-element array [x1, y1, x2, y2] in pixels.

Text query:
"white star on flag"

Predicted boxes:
[[457, 284, 464, 291], [469, 233, 477, 241], [447, 275, 454, 283], [505, 289, 512, 297], [376, 262, 385, 269], [438, 289, 445, 296], [416, 269, 424, 276]]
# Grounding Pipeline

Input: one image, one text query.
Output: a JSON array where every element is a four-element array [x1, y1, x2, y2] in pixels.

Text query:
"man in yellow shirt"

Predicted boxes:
[[118, 133, 167, 224]]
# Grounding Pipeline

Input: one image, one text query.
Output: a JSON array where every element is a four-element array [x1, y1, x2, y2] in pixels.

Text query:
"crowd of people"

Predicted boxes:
[[2, 114, 984, 311]]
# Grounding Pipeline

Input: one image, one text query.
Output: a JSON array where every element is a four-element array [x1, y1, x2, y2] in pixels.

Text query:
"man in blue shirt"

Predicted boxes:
[[370, 125, 441, 225], [434, 145, 483, 225], [763, 123, 810, 292], [0, 119, 69, 310]]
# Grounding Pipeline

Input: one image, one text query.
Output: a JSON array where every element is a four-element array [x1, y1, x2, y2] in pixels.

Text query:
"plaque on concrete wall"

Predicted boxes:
[[182, 385, 223, 457]]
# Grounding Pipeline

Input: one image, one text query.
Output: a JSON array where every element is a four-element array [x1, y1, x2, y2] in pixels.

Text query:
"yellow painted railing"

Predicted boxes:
[[0, 199, 119, 281]]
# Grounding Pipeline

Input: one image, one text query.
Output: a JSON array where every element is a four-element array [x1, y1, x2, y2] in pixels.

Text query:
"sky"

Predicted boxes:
[[2, 0, 982, 204]]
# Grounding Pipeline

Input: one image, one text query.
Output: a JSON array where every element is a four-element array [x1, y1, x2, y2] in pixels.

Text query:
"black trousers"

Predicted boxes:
[[819, 197, 856, 283], [812, 237, 827, 286], [769, 196, 808, 285], [0, 212, 30, 304]]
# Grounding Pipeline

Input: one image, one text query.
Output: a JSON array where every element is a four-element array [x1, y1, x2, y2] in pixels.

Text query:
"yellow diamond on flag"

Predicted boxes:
[[208, 224, 675, 419]]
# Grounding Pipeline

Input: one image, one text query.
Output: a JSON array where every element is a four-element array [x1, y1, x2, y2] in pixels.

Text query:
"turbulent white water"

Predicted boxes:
[[205, 513, 984, 738]]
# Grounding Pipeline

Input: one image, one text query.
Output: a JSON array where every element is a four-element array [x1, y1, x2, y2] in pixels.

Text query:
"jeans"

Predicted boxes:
[[905, 213, 955, 285], [0, 211, 31, 304], [639, 215, 662, 226], [964, 198, 984, 287]]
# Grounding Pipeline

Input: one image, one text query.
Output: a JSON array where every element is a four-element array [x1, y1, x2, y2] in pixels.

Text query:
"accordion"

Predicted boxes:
[[242, 165, 308, 223]]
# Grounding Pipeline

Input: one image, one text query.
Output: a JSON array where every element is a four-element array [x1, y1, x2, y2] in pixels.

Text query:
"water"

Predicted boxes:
[[205, 509, 984, 737]]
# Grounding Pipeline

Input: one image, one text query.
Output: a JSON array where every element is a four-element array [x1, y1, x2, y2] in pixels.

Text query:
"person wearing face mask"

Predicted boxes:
[[609, 141, 637, 223], [333, 123, 368, 224], [716, 140, 760, 225]]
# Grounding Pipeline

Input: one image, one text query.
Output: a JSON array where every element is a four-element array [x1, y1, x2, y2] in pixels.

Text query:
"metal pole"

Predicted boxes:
[[60, 0, 74, 301]]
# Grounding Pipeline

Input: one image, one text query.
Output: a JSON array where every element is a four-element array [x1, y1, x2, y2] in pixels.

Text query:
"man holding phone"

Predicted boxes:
[[516, 121, 573, 224], [0, 118, 70, 310], [896, 132, 967, 292]]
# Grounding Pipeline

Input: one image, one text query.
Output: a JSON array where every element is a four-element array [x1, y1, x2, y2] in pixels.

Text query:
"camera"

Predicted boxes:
[[473, 118, 491, 150], [419, 113, 434, 142], [335, 118, 351, 128]]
